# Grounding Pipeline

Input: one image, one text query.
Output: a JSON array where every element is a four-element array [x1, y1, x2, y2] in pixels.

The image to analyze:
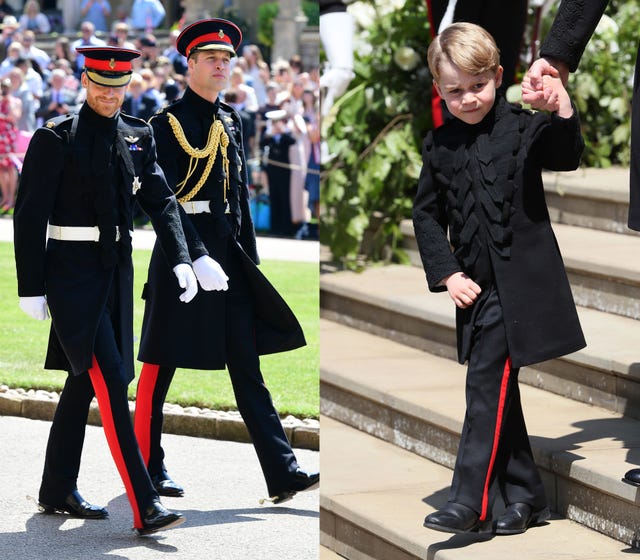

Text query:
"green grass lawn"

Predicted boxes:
[[0, 241, 319, 419]]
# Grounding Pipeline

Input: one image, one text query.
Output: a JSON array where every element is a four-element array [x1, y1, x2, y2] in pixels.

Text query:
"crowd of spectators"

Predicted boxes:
[[0, 1, 319, 239]]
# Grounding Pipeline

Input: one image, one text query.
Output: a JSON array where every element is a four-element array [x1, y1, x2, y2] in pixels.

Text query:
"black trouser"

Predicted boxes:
[[40, 302, 157, 528], [449, 288, 546, 521], [135, 244, 299, 497]]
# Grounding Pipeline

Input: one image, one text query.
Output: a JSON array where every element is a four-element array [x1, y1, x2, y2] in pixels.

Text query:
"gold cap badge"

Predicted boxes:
[[108, 58, 116, 69], [218, 30, 225, 39]]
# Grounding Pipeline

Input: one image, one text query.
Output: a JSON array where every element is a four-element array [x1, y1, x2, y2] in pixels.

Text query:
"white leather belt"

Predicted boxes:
[[181, 200, 211, 214], [47, 225, 127, 242]]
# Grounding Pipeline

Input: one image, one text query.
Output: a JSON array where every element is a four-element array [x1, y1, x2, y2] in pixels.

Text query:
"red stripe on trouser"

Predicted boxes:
[[479, 357, 512, 521], [88, 356, 143, 528], [134, 362, 160, 467]]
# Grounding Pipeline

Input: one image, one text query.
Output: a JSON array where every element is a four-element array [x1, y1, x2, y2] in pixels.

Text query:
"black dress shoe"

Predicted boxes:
[[39, 490, 108, 519], [623, 468, 640, 486], [151, 470, 184, 497], [423, 502, 491, 534], [136, 500, 185, 536], [495, 502, 550, 535], [266, 469, 320, 505]]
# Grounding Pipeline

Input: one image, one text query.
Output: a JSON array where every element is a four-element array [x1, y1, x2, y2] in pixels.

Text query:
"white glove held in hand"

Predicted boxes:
[[192, 255, 229, 291], [172, 263, 198, 303], [19, 296, 49, 320]]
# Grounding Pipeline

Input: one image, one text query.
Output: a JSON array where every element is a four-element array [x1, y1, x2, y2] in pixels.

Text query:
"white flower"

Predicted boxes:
[[353, 31, 374, 57], [394, 46, 420, 71], [375, 0, 407, 17], [348, 1, 378, 29], [590, 14, 619, 54]]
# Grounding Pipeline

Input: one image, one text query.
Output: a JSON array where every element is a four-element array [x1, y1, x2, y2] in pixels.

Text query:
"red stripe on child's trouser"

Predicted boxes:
[[134, 362, 160, 466], [480, 357, 512, 521], [88, 356, 143, 528]]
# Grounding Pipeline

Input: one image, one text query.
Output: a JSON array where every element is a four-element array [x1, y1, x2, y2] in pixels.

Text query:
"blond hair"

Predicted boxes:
[[427, 22, 500, 82]]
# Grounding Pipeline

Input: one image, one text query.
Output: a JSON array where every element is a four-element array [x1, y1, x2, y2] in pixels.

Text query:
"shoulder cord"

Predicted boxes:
[[166, 112, 230, 204]]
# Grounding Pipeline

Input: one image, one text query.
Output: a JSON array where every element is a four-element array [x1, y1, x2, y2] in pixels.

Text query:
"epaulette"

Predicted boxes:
[[44, 113, 74, 130], [218, 101, 240, 123], [148, 103, 172, 124], [120, 112, 150, 127]]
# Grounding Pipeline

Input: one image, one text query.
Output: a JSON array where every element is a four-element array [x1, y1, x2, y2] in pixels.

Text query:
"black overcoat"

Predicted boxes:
[[137, 87, 306, 370], [14, 103, 190, 381], [413, 96, 586, 368]]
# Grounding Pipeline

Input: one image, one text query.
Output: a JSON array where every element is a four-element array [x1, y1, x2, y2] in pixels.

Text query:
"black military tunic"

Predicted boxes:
[[14, 103, 190, 380], [138, 86, 305, 369]]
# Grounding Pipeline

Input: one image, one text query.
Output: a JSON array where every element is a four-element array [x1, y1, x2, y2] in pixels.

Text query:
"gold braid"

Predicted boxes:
[[166, 112, 230, 204]]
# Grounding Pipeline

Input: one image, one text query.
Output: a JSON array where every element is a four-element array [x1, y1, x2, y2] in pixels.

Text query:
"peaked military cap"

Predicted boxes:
[[76, 46, 140, 87], [177, 18, 242, 59]]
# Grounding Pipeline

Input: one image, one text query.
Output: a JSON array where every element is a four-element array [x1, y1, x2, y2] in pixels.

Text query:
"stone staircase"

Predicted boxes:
[[320, 167, 640, 558]]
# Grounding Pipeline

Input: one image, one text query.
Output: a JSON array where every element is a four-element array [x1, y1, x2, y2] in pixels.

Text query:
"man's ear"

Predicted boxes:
[[433, 80, 442, 97]]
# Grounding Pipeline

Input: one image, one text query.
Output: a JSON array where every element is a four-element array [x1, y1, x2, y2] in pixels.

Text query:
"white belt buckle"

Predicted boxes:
[[181, 200, 211, 214]]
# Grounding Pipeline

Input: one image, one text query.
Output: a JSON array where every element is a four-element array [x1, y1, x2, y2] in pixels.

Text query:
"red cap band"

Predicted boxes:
[[84, 58, 133, 72], [185, 31, 233, 57]]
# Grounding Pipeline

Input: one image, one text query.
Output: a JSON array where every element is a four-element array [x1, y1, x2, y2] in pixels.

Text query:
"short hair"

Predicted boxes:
[[427, 22, 500, 83]]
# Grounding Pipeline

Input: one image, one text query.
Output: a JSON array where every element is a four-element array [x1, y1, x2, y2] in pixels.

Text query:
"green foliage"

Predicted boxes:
[[256, 2, 318, 50], [303, 1, 320, 26], [565, 1, 638, 167], [0, 241, 319, 419], [321, 0, 430, 268], [256, 2, 279, 49]]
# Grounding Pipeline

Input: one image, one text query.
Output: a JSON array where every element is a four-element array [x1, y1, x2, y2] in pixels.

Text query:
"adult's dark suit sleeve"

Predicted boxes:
[[539, 0, 609, 72], [13, 127, 64, 296], [412, 132, 462, 292]]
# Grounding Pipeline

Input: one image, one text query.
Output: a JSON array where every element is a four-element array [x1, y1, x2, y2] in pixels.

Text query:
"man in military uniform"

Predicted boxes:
[[14, 46, 196, 535], [133, 19, 319, 504]]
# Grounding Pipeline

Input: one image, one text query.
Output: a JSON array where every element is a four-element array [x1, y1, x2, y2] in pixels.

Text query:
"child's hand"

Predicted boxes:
[[540, 74, 573, 119], [444, 272, 481, 309]]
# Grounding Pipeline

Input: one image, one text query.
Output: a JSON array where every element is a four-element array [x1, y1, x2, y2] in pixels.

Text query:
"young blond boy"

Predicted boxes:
[[413, 22, 585, 535]]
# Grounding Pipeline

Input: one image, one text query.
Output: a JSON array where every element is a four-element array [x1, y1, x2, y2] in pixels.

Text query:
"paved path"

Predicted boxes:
[[0, 415, 319, 560], [0, 216, 319, 262]]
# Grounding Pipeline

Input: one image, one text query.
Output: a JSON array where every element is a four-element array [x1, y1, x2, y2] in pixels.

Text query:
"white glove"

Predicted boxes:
[[19, 295, 49, 320], [320, 11, 355, 116], [192, 255, 229, 291], [172, 263, 198, 303]]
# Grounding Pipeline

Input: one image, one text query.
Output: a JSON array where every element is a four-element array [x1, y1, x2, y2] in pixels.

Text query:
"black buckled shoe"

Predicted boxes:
[[39, 490, 108, 519], [495, 502, 550, 535], [263, 469, 320, 505], [135, 500, 185, 536], [623, 468, 640, 486], [151, 470, 184, 497], [423, 502, 491, 534]]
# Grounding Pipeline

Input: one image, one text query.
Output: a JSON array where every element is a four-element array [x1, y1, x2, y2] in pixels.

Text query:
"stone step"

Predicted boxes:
[[400, 220, 640, 320], [321, 416, 631, 559], [320, 320, 640, 548], [541, 168, 635, 235], [320, 264, 640, 419]]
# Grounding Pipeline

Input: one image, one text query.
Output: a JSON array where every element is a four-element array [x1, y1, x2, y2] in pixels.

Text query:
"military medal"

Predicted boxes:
[[124, 135, 142, 151], [132, 176, 142, 194]]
